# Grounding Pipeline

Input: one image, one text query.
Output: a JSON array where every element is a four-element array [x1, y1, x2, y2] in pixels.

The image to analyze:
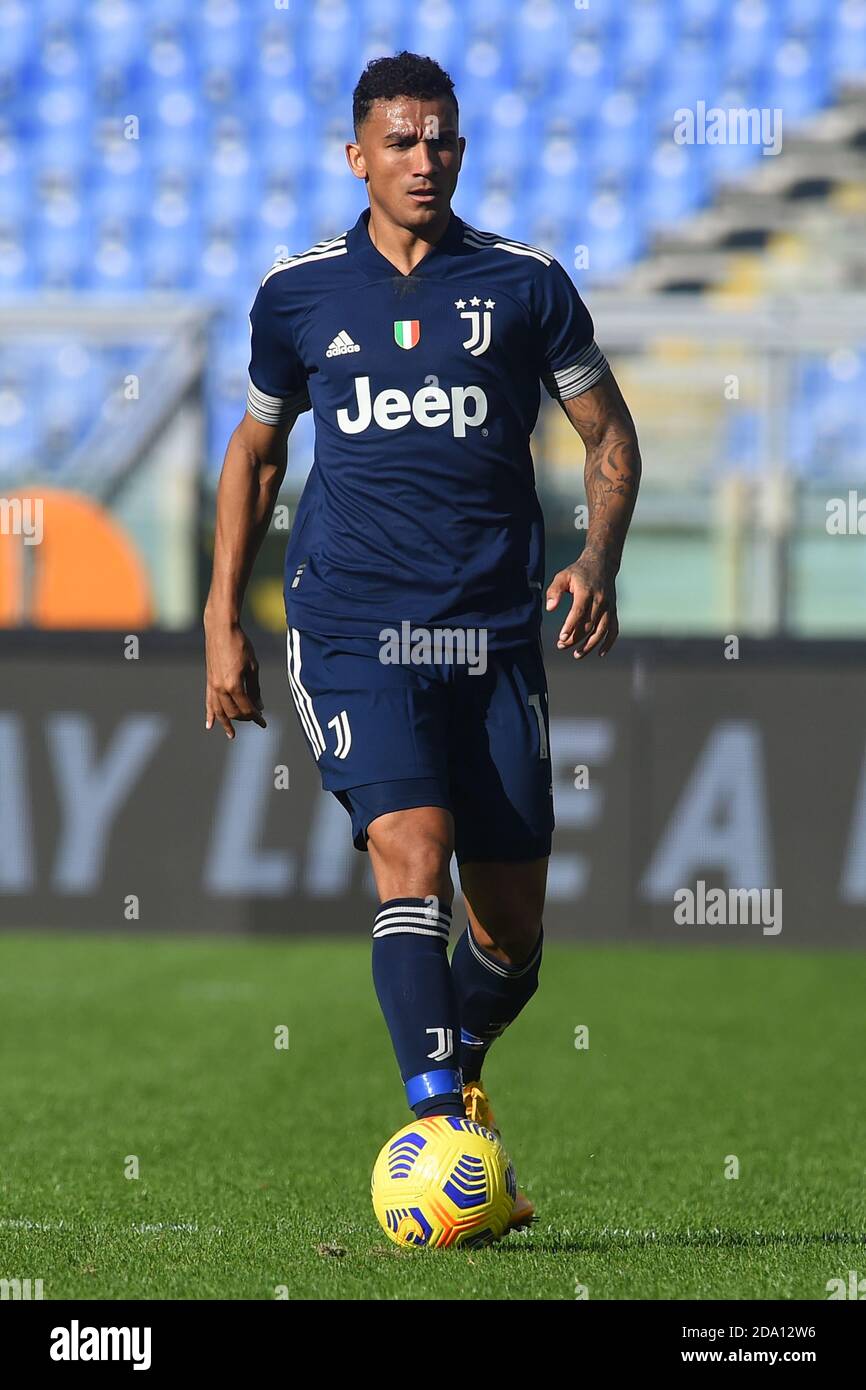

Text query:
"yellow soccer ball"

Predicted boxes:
[[371, 1114, 517, 1249]]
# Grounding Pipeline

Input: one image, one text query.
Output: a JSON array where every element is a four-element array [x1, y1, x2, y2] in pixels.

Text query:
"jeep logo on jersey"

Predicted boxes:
[[394, 319, 420, 350], [336, 376, 488, 438]]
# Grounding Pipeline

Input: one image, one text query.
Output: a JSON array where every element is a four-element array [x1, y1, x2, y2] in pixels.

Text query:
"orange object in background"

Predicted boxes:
[[0, 488, 153, 628]]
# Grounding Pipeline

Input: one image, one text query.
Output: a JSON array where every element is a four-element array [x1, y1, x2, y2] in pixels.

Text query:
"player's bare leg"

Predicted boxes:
[[459, 857, 547, 964], [366, 806, 454, 906], [452, 856, 548, 1226], [365, 806, 467, 1121]]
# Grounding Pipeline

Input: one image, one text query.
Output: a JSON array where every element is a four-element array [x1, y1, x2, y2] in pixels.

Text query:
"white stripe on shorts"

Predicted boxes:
[[286, 627, 325, 758]]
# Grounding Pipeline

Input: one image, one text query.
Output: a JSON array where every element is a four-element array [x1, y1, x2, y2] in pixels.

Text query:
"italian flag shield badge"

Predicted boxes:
[[394, 319, 421, 350]]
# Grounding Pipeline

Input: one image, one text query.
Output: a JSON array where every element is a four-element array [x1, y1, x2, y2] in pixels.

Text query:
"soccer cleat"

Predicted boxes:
[[462, 1080, 536, 1230]]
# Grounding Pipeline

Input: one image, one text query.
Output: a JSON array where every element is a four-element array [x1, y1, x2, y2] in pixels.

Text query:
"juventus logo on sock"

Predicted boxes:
[[426, 1026, 454, 1061]]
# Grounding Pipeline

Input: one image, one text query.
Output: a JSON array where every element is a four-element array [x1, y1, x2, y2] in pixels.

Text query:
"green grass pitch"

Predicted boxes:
[[1, 932, 864, 1300]]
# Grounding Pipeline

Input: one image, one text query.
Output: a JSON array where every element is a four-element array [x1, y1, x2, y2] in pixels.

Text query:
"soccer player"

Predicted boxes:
[[204, 52, 641, 1231]]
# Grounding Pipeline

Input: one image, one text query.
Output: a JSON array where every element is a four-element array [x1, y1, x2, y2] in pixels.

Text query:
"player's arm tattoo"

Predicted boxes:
[[561, 367, 642, 575]]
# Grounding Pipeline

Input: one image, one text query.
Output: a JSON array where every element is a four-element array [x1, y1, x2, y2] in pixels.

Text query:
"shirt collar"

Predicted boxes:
[[347, 205, 464, 281]]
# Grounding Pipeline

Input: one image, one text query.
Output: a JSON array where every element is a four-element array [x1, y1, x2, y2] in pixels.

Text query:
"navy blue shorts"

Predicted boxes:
[[285, 625, 554, 863]]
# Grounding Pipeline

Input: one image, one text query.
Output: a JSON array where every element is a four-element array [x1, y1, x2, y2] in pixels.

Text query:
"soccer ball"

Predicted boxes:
[[371, 1114, 517, 1249]]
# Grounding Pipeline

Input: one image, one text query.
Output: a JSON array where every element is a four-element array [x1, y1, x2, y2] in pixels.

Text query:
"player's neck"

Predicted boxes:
[[366, 202, 452, 277]]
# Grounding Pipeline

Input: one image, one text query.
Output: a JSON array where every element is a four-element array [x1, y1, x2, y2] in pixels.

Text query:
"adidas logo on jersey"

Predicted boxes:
[[326, 330, 361, 357], [336, 376, 488, 439]]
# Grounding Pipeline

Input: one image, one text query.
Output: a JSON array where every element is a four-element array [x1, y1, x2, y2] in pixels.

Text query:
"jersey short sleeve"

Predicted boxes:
[[246, 269, 312, 425], [534, 258, 609, 402]]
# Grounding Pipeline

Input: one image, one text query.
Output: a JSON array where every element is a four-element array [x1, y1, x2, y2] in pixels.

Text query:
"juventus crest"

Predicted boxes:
[[455, 296, 495, 356], [426, 1027, 454, 1061]]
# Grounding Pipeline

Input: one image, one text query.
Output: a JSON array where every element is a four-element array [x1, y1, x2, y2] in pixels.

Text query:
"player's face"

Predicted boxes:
[[348, 96, 464, 229]]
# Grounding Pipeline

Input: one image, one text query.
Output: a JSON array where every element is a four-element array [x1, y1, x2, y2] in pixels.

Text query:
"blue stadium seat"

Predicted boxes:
[[723, 0, 784, 67], [581, 187, 646, 283], [619, 3, 678, 70], [766, 43, 831, 127], [641, 142, 708, 229], [679, 0, 727, 27], [90, 167, 151, 223], [0, 3, 38, 76], [0, 220, 38, 291], [33, 220, 88, 290], [86, 3, 142, 74], [80, 217, 145, 292], [184, 221, 241, 298], [144, 235, 193, 293], [0, 135, 32, 224], [510, 3, 572, 86], [829, 4, 866, 81], [786, 0, 834, 34]]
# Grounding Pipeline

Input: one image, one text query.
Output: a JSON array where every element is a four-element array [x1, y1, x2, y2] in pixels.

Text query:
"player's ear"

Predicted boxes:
[[345, 142, 367, 180]]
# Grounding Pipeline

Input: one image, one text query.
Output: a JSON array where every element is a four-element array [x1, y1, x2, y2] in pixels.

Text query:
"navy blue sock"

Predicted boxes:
[[371, 897, 465, 1119], [451, 923, 544, 1083]]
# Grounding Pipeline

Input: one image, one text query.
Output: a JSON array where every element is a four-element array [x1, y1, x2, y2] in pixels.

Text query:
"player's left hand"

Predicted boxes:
[[546, 550, 619, 659]]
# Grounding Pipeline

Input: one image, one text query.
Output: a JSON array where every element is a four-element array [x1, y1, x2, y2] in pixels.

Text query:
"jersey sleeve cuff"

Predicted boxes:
[[541, 340, 609, 401], [246, 375, 311, 425]]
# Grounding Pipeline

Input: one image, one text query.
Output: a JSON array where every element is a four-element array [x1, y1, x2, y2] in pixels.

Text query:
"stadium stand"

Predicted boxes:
[[1, 0, 865, 481]]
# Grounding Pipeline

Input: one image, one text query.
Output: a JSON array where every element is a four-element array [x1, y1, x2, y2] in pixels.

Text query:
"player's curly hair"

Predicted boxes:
[[352, 50, 459, 136]]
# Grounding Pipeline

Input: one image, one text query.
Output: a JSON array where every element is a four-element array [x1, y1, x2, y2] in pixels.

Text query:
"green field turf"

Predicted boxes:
[[1, 932, 864, 1301]]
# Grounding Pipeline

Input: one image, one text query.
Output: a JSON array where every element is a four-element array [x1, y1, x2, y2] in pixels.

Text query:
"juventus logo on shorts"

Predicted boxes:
[[455, 296, 494, 356], [327, 709, 352, 759]]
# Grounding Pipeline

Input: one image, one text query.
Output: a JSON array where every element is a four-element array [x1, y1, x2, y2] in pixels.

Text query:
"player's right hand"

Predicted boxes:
[[204, 619, 266, 739]]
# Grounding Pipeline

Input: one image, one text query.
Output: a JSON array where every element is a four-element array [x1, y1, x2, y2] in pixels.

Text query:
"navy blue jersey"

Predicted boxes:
[[247, 207, 609, 648]]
